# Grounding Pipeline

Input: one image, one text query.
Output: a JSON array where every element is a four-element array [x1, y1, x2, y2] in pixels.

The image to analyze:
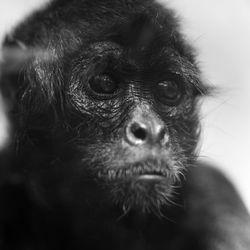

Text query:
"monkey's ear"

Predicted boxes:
[[2, 35, 28, 74], [4, 35, 27, 49], [0, 35, 28, 110]]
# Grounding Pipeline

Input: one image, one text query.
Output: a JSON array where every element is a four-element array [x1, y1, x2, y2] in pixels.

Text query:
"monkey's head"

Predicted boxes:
[[3, 0, 209, 214]]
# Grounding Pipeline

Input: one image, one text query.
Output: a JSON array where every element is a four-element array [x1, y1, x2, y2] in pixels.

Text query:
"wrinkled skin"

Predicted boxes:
[[0, 0, 250, 249]]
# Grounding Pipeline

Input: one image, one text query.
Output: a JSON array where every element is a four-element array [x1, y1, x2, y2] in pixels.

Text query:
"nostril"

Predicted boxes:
[[159, 127, 169, 146], [130, 122, 147, 141], [126, 122, 149, 145]]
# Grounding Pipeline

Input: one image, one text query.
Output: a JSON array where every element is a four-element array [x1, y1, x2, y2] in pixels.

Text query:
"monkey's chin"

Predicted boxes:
[[108, 175, 176, 215]]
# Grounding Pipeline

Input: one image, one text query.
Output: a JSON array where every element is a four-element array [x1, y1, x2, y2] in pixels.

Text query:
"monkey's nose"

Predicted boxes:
[[125, 120, 168, 146]]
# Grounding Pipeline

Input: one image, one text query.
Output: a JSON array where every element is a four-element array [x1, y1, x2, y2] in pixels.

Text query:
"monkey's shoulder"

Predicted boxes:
[[185, 161, 247, 211], [178, 162, 250, 249]]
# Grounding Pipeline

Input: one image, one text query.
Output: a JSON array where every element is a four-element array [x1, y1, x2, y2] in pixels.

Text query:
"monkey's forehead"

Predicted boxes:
[[8, 0, 194, 62], [3, 0, 211, 95]]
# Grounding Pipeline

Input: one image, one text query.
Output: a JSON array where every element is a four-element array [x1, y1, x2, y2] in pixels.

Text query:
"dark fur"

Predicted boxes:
[[0, 0, 250, 249]]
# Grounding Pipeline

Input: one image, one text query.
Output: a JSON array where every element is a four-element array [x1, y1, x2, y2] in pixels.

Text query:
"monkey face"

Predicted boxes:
[[9, 7, 209, 215], [64, 38, 202, 213]]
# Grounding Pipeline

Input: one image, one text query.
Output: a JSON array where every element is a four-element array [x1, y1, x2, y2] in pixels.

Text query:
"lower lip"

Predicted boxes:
[[137, 174, 165, 180]]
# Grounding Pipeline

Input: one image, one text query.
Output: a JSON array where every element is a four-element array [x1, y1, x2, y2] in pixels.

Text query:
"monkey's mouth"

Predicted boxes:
[[97, 158, 178, 213], [97, 158, 171, 181]]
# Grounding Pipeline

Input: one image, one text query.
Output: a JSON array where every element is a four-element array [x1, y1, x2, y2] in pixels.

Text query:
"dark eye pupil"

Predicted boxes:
[[89, 74, 117, 95], [156, 81, 181, 105]]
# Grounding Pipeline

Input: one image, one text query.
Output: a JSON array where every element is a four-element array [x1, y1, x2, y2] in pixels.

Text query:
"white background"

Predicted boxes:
[[0, 0, 250, 209]]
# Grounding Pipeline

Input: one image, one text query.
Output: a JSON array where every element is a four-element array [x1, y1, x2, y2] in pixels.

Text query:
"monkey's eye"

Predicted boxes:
[[88, 74, 119, 98], [156, 81, 182, 105]]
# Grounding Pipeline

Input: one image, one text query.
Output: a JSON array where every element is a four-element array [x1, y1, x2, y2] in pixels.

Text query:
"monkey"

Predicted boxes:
[[0, 0, 250, 249]]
